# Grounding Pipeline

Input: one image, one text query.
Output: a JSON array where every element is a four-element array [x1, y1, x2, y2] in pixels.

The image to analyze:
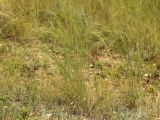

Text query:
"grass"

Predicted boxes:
[[0, 0, 160, 119]]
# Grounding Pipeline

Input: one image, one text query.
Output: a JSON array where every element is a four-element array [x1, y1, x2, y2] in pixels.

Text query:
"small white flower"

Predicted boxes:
[[89, 64, 93, 68], [4, 106, 7, 109], [144, 73, 149, 77], [46, 113, 52, 119]]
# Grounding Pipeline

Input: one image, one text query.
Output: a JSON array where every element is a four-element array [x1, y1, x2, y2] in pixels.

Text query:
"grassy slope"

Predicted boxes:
[[0, 0, 160, 119]]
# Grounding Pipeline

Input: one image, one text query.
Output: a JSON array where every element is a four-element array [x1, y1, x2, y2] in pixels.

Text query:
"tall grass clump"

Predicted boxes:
[[104, 0, 160, 61], [54, 50, 106, 117]]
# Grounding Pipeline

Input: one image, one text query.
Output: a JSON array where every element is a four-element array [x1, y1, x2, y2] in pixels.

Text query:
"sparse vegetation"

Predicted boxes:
[[0, 0, 160, 119]]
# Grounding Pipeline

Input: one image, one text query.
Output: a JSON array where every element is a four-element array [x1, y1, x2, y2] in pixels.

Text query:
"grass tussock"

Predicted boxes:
[[0, 0, 160, 119]]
